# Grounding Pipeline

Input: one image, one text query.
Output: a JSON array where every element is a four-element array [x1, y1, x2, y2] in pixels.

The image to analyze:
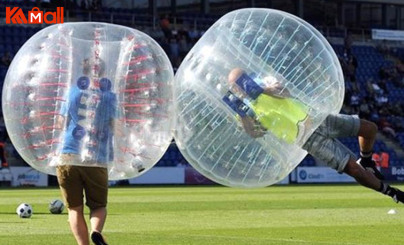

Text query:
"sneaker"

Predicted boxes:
[[91, 231, 108, 245], [388, 187, 404, 204], [357, 158, 384, 180]]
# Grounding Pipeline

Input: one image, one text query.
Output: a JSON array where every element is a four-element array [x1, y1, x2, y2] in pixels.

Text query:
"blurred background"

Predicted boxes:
[[0, 0, 403, 187]]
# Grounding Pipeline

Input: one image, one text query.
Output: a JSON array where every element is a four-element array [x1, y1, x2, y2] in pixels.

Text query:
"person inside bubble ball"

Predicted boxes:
[[224, 68, 404, 205], [56, 57, 115, 245]]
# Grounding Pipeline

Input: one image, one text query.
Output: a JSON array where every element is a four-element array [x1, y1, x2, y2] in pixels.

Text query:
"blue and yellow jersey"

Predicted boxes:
[[250, 94, 308, 144]]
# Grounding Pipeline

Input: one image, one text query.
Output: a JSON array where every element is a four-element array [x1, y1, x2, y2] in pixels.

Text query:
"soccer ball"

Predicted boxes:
[[16, 203, 33, 218], [49, 199, 64, 214]]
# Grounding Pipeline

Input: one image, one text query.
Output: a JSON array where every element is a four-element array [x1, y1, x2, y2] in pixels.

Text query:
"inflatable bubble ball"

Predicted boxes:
[[2, 22, 174, 180], [173, 8, 344, 187]]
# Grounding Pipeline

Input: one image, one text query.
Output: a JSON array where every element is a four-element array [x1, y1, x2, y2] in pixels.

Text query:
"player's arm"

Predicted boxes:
[[111, 119, 126, 137], [55, 115, 65, 130], [222, 91, 265, 138], [57, 90, 72, 130], [231, 70, 289, 99], [109, 94, 125, 137], [240, 117, 266, 138]]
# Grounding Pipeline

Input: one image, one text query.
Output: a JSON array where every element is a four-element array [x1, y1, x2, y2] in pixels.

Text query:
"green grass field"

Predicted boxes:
[[0, 185, 403, 245]]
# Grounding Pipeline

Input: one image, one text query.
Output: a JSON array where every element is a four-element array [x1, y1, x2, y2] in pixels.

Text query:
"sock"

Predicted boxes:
[[360, 151, 372, 158], [360, 151, 373, 164], [379, 183, 396, 197], [379, 182, 388, 193]]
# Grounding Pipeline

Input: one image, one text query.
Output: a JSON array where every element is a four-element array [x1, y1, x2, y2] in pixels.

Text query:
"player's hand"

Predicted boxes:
[[262, 75, 290, 97], [263, 76, 281, 89], [241, 117, 266, 138]]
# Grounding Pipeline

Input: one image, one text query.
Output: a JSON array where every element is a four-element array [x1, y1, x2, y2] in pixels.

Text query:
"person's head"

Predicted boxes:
[[82, 58, 105, 77]]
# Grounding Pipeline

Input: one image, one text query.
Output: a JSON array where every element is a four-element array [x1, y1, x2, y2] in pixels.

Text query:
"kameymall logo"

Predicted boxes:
[[6, 7, 64, 24]]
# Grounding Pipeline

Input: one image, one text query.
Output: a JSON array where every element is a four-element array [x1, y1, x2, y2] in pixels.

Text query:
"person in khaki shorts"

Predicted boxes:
[[56, 58, 116, 245]]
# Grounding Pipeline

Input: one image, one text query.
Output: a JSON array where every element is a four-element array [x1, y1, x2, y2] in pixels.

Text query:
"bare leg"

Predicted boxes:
[[344, 158, 381, 191], [90, 207, 107, 233], [89, 207, 108, 244], [68, 205, 89, 245], [356, 119, 385, 179], [358, 119, 377, 153], [344, 157, 404, 204]]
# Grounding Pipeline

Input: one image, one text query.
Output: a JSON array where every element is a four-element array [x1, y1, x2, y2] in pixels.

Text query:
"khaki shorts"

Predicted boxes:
[[56, 154, 108, 209]]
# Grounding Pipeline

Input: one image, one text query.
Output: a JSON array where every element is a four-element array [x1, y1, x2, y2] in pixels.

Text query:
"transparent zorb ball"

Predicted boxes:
[[2, 22, 174, 180], [174, 8, 344, 187]]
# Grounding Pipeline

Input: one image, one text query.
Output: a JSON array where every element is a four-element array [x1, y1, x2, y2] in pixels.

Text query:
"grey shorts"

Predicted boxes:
[[302, 114, 360, 173]]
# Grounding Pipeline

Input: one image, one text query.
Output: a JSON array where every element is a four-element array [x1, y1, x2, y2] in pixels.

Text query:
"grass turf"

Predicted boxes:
[[0, 184, 403, 245]]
